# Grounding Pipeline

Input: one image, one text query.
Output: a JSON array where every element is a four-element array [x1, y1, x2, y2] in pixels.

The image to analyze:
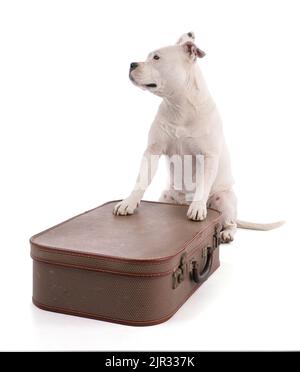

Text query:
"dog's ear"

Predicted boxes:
[[182, 41, 206, 61], [176, 32, 195, 45]]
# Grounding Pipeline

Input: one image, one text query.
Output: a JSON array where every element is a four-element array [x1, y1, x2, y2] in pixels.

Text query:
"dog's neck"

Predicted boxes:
[[161, 65, 215, 126]]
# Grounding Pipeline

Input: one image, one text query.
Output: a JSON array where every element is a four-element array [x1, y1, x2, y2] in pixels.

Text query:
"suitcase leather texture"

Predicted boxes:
[[30, 200, 222, 326]]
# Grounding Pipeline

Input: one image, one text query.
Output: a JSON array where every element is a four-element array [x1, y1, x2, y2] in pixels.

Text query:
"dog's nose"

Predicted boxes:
[[130, 62, 139, 71]]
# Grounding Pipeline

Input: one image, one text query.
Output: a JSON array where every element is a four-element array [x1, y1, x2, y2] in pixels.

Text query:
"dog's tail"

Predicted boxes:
[[236, 219, 285, 231]]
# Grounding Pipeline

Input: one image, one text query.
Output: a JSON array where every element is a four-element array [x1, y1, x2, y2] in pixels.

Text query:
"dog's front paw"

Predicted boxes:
[[187, 201, 207, 221], [113, 198, 139, 216]]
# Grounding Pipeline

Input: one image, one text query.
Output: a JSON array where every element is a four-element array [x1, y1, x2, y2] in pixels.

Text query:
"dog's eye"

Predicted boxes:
[[153, 55, 160, 60]]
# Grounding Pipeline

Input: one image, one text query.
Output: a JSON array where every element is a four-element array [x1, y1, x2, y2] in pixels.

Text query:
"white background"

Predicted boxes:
[[0, 0, 299, 351]]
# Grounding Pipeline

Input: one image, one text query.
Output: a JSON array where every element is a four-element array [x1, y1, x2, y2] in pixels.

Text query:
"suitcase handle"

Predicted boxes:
[[191, 246, 213, 283]]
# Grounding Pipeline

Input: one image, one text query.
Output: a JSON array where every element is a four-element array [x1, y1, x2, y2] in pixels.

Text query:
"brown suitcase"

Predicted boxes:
[[30, 200, 222, 326]]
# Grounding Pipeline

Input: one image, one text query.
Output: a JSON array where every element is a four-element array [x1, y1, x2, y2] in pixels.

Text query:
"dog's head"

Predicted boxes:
[[129, 32, 205, 97]]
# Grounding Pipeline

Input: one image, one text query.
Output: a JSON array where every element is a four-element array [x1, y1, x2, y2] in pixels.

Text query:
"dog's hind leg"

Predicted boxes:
[[208, 189, 237, 243], [159, 190, 188, 205]]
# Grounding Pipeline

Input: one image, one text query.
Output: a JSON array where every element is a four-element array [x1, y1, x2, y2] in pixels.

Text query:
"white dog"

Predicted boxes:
[[113, 32, 283, 243]]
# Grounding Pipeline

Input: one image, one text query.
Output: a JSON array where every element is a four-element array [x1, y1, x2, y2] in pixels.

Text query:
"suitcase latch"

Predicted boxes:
[[172, 252, 187, 289], [213, 225, 221, 249]]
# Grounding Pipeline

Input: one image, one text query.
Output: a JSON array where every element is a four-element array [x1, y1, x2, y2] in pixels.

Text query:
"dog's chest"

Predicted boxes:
[[160, 121, 191, 138], [160, 123, 204, 156]]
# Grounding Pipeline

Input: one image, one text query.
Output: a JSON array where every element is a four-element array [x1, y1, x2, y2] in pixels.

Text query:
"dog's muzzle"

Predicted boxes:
[[129, 62, 157, 89]]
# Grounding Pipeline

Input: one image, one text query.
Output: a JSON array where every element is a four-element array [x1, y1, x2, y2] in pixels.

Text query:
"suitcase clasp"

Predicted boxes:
[[172, 252, 187, 289], [213, 225, 221, 249]]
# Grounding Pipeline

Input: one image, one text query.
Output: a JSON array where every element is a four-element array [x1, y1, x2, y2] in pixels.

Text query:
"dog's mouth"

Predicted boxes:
[[144, 83, 157, 88], [129, 75, 157, 90]]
